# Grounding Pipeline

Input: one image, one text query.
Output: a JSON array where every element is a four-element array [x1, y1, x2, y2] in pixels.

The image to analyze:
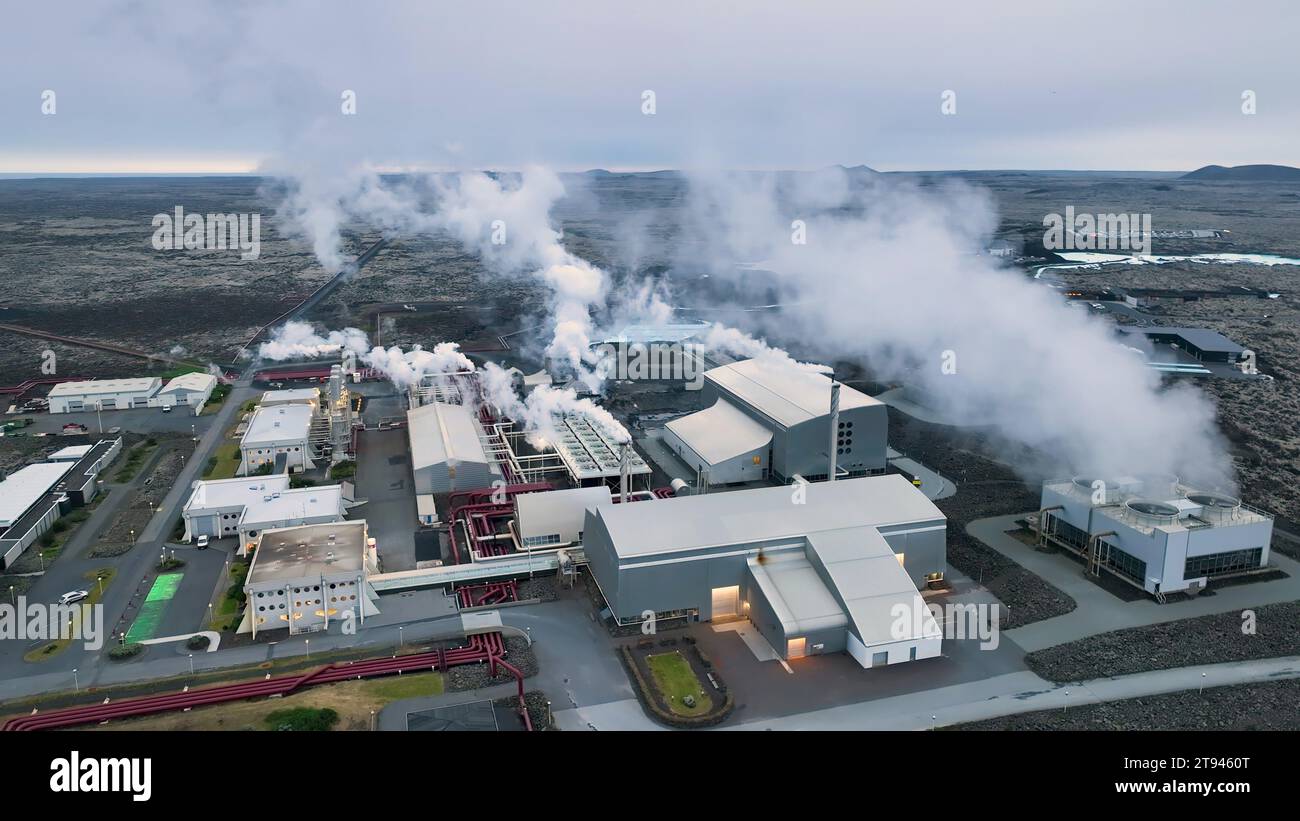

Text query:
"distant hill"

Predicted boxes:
[[1181, 164, 1300, 181]]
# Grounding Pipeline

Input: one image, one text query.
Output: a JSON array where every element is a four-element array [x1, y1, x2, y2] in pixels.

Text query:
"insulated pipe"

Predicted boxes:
[[828, 381, 840, 482]]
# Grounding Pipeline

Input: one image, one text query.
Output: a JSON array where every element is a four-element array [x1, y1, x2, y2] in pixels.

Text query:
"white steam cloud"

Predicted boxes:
[[363, 341, 475, 388], [682, 168, 1234, 488], [256, 321, 369, 361]]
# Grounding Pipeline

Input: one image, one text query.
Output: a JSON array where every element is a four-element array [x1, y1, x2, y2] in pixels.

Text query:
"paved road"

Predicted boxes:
[[969, 514, 1300, 652], [555, 655, 1300, 731], [0, 374, 259, 683]]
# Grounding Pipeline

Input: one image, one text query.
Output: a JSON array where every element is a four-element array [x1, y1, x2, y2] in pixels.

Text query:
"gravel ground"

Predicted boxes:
[[494, 690, 556, 730], [515, 577, 559, 602], [1026, 600, 1300, 682], [953, 678, 1300, 730], [444, 636, 538, 691], [889, 413, 1078, 627]]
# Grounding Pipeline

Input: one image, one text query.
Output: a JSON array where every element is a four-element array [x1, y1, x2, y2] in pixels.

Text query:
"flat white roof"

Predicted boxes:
[[665, 398, 772, 465], [48, 377, 161, 398], [160, 372, 217, 394], [593, 474, 942, 559], [184, 475, 292, 513], [261, 388, 320, 404], [408, 402, 491, 470], [0, 462, 75, 527], [243, 485, 345, 525], [242, 404, 314, 446], [705, 358, 879, 428], [48, 445, 94, 461]]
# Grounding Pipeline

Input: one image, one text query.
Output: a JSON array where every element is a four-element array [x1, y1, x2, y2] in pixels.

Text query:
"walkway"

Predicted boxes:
[[555, 655, 1300, 732], [968, 514, 1300, 652]]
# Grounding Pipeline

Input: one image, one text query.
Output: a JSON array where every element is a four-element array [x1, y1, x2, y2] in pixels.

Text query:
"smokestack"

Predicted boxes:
[[828, 381, 840, 482], [619, 441, 630, 503]]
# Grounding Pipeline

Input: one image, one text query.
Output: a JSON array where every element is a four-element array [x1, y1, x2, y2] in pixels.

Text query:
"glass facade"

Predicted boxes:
[[1185, 547, 1263, 578]]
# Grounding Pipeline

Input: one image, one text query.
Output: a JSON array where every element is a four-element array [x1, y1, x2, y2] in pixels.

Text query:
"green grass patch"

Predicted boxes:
[[265, 707, 339, 731], [646, 651, 712, 717], [204, 441, 242, 480], [112, 441, 158, 483], [361, 671, 445, 701]]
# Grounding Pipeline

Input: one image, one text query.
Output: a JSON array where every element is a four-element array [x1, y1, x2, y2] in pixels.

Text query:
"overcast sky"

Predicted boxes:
[[3, 0, 1298, 173]]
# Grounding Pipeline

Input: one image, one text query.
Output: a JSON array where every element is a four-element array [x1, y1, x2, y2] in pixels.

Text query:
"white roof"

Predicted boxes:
[[48, 445, 94, 461], [48, 378, 161, 398], [407, 402, 490, 470], [160, 372, 217, 394], [261, 388, 319, 404], [806, 527, 942, 645], [592, 474, 942, 559], [242, 485, 345, 526], [184, 475, 292, 512], [515, 486, 612, 540], [665, 398, 772, 465], [705, 358, 880, 428], [747, 553, 849, 634], [0, 462, 74, 527], [248, 521, 367, 583], [242, 404, 314, 446]]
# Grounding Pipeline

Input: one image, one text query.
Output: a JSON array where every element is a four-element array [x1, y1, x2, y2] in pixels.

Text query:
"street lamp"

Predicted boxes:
[[97, 574, 104, 595], [305, 638, 310, 659], [188, 653, 195, 675], [398, 626, 404, 648], [72, 668, 79, 693], [8, 585, 13, 606]]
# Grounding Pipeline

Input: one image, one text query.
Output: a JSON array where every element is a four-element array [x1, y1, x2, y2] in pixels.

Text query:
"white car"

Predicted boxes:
[[196, 535, 210, 549], [59, 590, 88, 606]]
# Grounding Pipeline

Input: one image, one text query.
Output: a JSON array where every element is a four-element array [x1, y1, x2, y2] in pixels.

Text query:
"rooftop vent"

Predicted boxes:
[[1186, 492, 1242, 523], [1072, 476, 1122, 505], [1124, 498, 1180, 524]]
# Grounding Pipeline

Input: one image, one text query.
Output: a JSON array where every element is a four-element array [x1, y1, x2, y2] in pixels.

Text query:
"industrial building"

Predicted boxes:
[[239, 404, 316, 475], [663, 358, 888, 486], [261, 387, 322, 409], [1117, 326, 1250, 377], [408, 401, 500, 495], [47, 377, 162, 413], [182, 475, 349, 554], [241, 520, 379, 637], [0, 438, 121, 568], [155, 372, 217, 410], [1038, 476, 1275, 597], [516, 485, 612, 548], [583, 474, 946, 667]]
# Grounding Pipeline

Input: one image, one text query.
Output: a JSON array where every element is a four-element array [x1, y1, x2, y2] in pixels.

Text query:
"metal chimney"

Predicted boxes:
[[619, 441, 631, 503], [827, 381, 840, 482]]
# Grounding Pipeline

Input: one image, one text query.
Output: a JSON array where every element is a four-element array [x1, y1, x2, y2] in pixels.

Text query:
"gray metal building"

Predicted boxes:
[[663, 358, 888, 485], [583, 474, 945, 667]]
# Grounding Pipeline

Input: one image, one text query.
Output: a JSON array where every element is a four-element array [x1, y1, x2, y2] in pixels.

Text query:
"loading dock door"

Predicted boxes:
[[710, 585, 740, 619], [787, 637, 807, 659]]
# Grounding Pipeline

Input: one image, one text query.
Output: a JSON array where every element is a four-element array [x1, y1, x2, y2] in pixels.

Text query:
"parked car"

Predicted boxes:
[[58, 590, 88, 605], [195, 535, 209, 550], [162, 405, 173, 413]]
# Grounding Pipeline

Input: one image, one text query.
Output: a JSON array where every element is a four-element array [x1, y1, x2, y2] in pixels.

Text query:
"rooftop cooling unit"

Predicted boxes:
[[1186, 492, 1242, 524]]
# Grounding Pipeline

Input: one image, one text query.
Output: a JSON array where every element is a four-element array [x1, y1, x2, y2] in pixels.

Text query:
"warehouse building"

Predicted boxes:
[[47, 377, 162, 413], [156, 372, 217, 411], [0, 462, 75, 568], [241, 520, 379, 637], [52, 437, 122, 506], [408, 401, 499, 495], [583, 474, 945, 667], [239, 404, 316, 475], [663, 358, 887, 486], [0, 440, 124, 568], [1039, 476, 1274, 597], [182, 475, 348, 553]]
